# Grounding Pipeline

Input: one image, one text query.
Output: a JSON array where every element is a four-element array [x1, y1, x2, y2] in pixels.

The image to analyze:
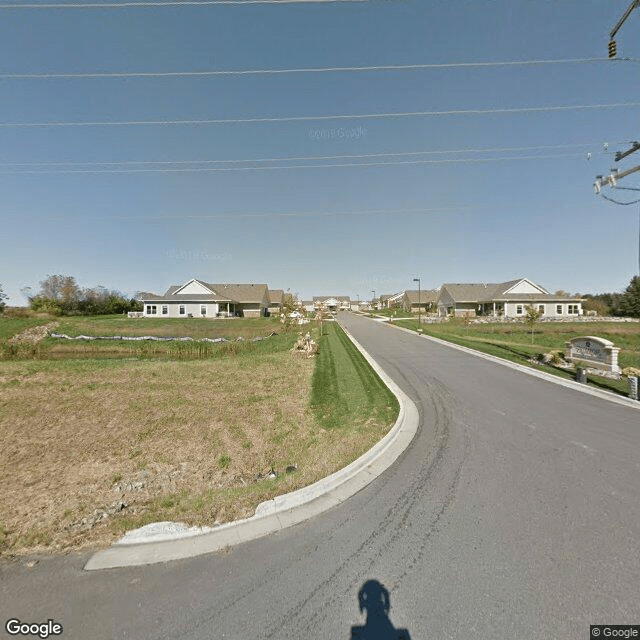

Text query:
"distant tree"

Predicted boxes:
[[582, 296, 610, 316], [28, 275, 141, 316], [525, 305, 543, 344], [0, 284, 8, 311], [619, 275, 640, 318]]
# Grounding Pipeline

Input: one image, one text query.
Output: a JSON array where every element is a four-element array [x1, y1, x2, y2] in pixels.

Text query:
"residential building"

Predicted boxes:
[[437, 278, 584, 318], [140, 279, 270, 318]]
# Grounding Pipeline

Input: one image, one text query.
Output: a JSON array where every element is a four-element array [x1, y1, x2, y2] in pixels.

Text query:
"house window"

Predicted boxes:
[[146, 305, 157, 315], [200, 305, 206, 316], [556, 305, 563, 314], [568, 304, 579, 315], [162, 306, 168, 315], [516, 305, 523, 315], [179, 305, 185, 315], [538, 305, 545, 315]]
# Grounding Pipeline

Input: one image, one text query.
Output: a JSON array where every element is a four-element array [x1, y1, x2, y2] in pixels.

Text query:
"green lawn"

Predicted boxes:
[[0, 316, 54, 340], [53, 314, 282, 339], [311, 322, 399, 430], [392, 318, 640, 397]]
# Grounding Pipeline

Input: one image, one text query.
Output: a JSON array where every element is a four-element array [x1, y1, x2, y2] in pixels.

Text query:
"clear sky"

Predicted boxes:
[[1, 0, 640, 305]]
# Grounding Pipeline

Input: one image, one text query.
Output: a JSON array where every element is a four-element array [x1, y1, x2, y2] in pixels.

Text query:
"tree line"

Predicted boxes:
[[17, 275, 142, 316], [578, 275, 640, 317]]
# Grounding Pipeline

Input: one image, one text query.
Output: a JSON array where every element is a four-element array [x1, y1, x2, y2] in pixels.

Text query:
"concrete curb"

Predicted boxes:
[[387, 321, 640, 411], [84, 324, 419, 570]]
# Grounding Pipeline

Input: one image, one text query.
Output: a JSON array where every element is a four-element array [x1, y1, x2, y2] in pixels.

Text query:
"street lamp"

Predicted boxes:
[[371, 290, 376, 311], [413, 278, 421, 330]]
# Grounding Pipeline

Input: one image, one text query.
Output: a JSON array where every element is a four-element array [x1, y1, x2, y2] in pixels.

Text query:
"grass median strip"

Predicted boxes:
[[392, 318, 640, 397], [0, 317, 398, 555]]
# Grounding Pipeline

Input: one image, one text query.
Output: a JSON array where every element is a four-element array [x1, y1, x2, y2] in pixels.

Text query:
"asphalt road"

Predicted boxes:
[[2, 312, 639, 640]]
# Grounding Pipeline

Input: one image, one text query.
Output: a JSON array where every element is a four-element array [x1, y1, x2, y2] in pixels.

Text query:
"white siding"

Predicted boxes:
[[503, 279, 547, 295], [145, 302, 219, 317], [175, 281, 214, 295]]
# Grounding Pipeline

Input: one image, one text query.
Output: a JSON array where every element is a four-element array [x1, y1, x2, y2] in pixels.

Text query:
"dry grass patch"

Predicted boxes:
[[0, 325, 398, 555]]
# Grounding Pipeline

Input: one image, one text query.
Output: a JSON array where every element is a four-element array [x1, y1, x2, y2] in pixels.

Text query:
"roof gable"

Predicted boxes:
[[172, 279, 215, 295], [500, 278, 548, 296]]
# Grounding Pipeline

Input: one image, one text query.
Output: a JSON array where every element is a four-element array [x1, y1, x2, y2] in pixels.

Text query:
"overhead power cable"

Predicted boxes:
[[0, 0, 365, 8], [0, 152, 586, 174], [0, 58, 615, 79], [599, 193, 640, 205], [0, 142, 606, 168], [1, 102, 639, 128]]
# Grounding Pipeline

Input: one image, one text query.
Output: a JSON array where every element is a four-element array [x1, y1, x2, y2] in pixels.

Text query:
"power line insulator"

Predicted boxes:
[[608, 39, 617, 58]]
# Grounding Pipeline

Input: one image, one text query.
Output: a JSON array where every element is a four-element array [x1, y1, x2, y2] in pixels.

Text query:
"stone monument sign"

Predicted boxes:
[[565, 336, 621, 375]]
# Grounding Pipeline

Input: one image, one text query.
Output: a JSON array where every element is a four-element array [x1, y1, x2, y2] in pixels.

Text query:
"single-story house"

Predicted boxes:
[[388, 289, 439, 313], [267, 289, 284, 316], [313, 296, 351, 311], [140, 279, 270, 318], [437, 278, 584, 318]]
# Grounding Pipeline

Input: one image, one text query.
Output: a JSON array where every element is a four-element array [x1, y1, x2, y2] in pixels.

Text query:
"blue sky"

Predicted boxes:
[[1, 0, 640, 304]]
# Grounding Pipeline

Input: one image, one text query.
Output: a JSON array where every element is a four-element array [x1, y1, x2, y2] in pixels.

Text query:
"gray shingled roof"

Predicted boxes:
[[440, 279, 581, 303], [405, 289, 439, 304], [144, 281, 269, 304]]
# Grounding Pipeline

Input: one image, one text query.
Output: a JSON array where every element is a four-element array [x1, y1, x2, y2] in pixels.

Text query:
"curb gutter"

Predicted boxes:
[[84, 324, 419, 570], [387, 321, 640, 411]]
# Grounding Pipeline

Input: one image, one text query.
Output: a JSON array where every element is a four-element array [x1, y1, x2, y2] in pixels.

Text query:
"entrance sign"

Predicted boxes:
[[565, 336, 621, 375]]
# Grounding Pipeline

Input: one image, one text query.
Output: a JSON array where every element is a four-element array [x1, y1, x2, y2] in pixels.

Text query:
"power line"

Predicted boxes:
[[21, 206, 477, 221], [599, 193, 640, 205], [0, 58, 615, 80], [0, 141, 607, 168], [0, 0, 365, 8], [0, 152, 586, 174], [1, 102, 639, 128]]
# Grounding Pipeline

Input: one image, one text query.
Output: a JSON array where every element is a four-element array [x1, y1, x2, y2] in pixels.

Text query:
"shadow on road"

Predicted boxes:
[[351, 579, 412, 640]]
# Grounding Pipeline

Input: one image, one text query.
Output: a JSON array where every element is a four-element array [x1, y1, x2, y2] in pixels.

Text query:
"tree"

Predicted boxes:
[[524, 305, 542, 344], [0, 284, 8, 311], [619, 275, 640, 318]]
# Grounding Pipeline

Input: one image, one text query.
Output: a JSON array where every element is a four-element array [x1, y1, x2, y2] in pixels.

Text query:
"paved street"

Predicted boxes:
[[2, 312, 639, 639]]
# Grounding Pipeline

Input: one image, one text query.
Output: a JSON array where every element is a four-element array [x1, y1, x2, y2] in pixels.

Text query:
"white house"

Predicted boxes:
[[140, 279, 270, 318], [437, 278, 584, 318], [313, 296, 351, 311]]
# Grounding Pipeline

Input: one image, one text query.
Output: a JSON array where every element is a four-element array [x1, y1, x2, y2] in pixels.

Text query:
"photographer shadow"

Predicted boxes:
[[350, 579, 411, 640]]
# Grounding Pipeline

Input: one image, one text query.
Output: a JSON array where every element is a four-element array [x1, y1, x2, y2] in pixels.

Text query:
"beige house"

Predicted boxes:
[[437, 278, 584, 318], [267, 289, 284, 316], [388, 289, 439, 313], [140, 279, 270, 318]]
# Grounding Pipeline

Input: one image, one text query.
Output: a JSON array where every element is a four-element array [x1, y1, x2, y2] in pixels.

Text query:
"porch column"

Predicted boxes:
[[493, 302, 496, 317]]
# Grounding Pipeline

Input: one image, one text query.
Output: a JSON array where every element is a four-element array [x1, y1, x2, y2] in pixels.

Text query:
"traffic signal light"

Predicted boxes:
[[608, 39, 617, 58]]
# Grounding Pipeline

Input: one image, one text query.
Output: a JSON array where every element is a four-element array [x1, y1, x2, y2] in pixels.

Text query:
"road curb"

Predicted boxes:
[[83, 324, 419, 570], [387, 320, 640, 411]]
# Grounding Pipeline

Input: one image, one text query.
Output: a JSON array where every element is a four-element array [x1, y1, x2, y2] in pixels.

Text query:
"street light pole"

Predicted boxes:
[[413, 278, 421, 330], [371, 290, 376, 311]]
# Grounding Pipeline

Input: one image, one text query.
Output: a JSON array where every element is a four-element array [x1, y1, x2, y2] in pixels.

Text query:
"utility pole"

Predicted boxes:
[[593, 3, 640, 274], [608, 0, 640, 57], [413, 278, 421, 330]]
